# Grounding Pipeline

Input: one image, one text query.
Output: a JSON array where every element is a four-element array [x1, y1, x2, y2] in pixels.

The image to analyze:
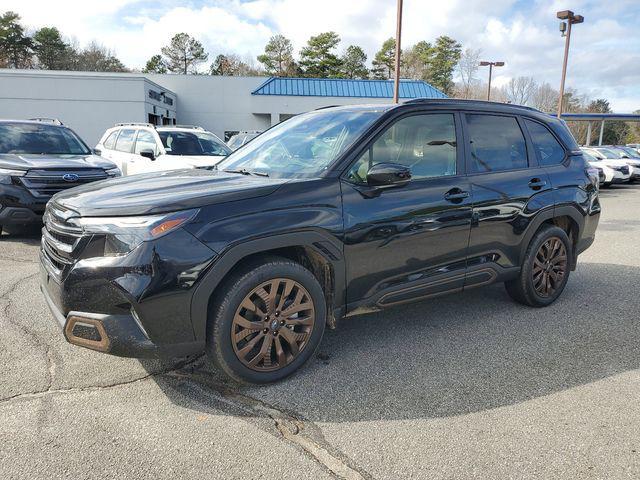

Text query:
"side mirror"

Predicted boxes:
[[93, 148, 102, 156], [366, 163, 412, 188], [139, 149, 156, 161]]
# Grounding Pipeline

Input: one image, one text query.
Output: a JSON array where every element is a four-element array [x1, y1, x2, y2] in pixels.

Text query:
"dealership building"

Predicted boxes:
[[0, 69, 447, 145]]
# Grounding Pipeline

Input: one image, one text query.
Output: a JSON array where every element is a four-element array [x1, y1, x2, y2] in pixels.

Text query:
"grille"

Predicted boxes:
[[41, 203, 84, 278], [20, 169, 108, 199]]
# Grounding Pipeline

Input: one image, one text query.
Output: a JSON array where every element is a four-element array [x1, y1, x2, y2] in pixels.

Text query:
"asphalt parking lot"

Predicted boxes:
[[1, 184, 639, 480]]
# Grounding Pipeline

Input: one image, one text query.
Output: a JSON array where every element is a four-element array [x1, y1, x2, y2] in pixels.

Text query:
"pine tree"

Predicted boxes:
[[143, 54, 167, 74], [257, 34, 296, 76], [340, 45, 368, 79], [161, 33, 208, 74], [371, 38, 396, 79], [299, 31, 342, 78], [0, 11, 33, 68]]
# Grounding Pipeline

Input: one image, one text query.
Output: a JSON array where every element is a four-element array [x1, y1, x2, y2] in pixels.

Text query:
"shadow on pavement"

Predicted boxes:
[[150, 261, 640, 423]]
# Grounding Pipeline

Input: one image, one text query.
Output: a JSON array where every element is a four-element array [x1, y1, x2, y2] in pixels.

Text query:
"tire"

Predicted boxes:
[[206, 256, 326, 384], [505, 225, 572, 308]]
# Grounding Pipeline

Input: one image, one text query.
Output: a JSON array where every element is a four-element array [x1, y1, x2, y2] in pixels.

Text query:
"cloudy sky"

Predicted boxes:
[[6, 0, 640, 111]]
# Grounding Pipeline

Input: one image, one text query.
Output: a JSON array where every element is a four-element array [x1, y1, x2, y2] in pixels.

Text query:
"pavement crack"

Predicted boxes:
[[167, 370, 373, 480], [0, 358, 196, 405]]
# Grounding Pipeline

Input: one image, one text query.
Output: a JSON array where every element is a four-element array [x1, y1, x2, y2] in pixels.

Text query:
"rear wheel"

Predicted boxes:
[[206, 257, 326, 384], [505, 225, 571, 307]]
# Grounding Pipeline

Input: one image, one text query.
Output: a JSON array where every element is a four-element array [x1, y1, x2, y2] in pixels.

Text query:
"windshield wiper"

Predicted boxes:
[[222, 168, 269, 177]]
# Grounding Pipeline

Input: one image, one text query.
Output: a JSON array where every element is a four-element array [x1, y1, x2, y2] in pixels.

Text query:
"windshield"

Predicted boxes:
[[581, 150, 599, 162], [619, 147, 640, 159], [218, 109, 384, 178], [0, 123, 90, 155], [158, 131, 231, 157], [595, 147, 621, 158]]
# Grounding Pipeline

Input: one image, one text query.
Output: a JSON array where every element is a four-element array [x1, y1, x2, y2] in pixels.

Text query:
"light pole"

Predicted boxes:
[[557, 10, 584, 117], [393, 0, 403, 103], [479, 61, 504, 101]]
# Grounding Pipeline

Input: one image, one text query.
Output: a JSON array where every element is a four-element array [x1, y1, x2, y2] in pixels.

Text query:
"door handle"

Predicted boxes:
[[528, 178, 547, 190], [444, 189, 470, 202]]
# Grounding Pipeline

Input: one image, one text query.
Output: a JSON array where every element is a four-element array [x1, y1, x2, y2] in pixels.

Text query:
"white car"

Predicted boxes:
[[581, 147, 631, 186], [601, 146, 640, 181], [226, 131, 261, 151], [96, 124, 231, 176]]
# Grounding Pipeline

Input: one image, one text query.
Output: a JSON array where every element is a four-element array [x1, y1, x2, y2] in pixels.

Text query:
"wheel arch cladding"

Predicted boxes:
[[189, 231, 345, 342]]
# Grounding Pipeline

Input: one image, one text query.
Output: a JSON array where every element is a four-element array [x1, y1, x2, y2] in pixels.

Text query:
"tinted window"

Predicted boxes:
[[134, 130, 158, 155], [103, 131, 118, 149], [348, 114, 457, 183], [525, 119, 565, 166], [0, 123, 89, 155], [159, 131, 231, 156], [466, 114, 527, 173], [115, 129, 136, 153]]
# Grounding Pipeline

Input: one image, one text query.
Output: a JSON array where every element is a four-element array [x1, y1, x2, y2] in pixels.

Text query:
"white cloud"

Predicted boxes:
[[3, 0, 639, 111]]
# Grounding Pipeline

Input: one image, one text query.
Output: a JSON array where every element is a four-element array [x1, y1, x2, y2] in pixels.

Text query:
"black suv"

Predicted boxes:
[[39, 100, 600, 384], [0, 119, 119, 235]]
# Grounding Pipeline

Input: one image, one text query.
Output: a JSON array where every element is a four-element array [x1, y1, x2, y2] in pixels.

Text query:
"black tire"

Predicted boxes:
[[206, 256, 326, 384], [505, 225, 572, 308]]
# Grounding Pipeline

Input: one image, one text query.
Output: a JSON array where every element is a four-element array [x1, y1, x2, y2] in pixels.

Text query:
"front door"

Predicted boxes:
[[341, 112, 473, 308], [463, 113, 553, 280]]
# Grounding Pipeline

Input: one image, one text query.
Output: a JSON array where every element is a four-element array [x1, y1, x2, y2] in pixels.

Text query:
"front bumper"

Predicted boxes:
[[0, 184, 46, 226], [39, 228, 216, 358]]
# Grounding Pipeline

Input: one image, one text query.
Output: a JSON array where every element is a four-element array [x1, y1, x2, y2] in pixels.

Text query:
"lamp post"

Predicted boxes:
[[393, 0, 403, 103], [557, 10, 584, 117], [479, 61, 504, 101]]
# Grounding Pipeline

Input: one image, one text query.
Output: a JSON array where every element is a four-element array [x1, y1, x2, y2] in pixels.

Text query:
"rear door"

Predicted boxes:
[[112, 128, 137, 175], [463, 113, 553, 281]]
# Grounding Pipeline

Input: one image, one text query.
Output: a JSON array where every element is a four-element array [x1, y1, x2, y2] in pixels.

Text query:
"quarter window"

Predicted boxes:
[[524, 119, 566, 166], [466, 114, 527, 173], [134, 130, 158, 155], [114, 129, 136, 153], [103, 131, 118, 150], [347, 113, 457, 183]]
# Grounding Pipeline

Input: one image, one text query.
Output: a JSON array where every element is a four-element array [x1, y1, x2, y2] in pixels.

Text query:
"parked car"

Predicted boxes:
[[96, 124, 231, 175], [581, 147, 632, 184], [580, 149, 627, 187], [0, 118, 119, 236], [227, 131, 261, 151], [40, 100, 600, 384], [626, 143, 640, 154], [600, 146, 640, 181]]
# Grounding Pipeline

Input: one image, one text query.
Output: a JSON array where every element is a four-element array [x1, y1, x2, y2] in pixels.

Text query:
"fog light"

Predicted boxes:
[[65, 315, 111, 352]]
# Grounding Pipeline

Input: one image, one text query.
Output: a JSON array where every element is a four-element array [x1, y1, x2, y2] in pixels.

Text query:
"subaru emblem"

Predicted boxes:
[[62, 173, 79, 182]]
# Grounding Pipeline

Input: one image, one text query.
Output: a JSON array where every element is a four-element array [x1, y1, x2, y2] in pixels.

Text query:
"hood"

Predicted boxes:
[[52, 168, 289, 216], [0, 153, 116, 170], [597, 159, 631, 168]]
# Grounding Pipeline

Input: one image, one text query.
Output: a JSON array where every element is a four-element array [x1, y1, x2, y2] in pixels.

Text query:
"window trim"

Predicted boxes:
[[340, 110, 464, 186], [520, 116, 569, 167], [461, 112, 531, 176], [103, 129, 120, 150]]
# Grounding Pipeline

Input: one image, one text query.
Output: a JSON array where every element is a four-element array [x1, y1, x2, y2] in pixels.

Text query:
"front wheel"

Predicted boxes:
[[505, 225, 572, 307], [206, 257, 326, 384]]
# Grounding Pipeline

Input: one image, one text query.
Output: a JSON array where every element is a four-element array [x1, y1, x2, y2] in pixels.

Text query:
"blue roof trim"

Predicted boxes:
[[251, 77, 447, 99]]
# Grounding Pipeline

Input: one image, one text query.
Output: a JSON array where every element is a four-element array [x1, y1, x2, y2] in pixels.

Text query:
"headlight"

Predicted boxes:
[[0, 167, 26, 184], [68, 209, 199, 256], [105, 167, 121, 177]]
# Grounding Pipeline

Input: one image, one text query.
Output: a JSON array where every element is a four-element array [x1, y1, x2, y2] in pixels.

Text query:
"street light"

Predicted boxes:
[[479, 61, 504, 101], [556, 10, 584, 117], [393, 0, 403, 103]]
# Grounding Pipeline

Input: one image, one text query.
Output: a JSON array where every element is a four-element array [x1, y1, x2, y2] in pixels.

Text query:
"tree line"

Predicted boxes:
[[1, 10, 638, 142]]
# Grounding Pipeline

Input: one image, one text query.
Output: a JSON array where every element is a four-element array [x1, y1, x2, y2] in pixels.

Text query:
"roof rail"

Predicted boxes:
[[402, 98, 542, 113], [173, 124, 204, 130], [29, 117, 63, 125], [115, 122, 156, 128]]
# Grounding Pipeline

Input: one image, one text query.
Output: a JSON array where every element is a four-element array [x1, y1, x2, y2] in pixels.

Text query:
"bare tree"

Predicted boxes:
[[457, 48, 481, 99], [530, 82, 558, 113], [504, 76, 537, 106]]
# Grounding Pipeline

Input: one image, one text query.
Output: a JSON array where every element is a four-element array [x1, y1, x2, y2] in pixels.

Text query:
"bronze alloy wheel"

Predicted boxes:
[[532, 236, 567, 297], [231, 278, 315, 372]]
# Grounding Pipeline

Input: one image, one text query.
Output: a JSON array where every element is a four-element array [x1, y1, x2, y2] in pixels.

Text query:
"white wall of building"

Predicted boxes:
[[0, 70, 176, 145], [0, 69, 392, 145]]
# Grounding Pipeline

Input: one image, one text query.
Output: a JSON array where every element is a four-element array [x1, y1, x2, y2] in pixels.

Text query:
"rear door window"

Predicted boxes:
[[114, 129, 136, 153], [466, 114, 528, 173], [524, 119, 566, 166], [103, 130, 118, 150]]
